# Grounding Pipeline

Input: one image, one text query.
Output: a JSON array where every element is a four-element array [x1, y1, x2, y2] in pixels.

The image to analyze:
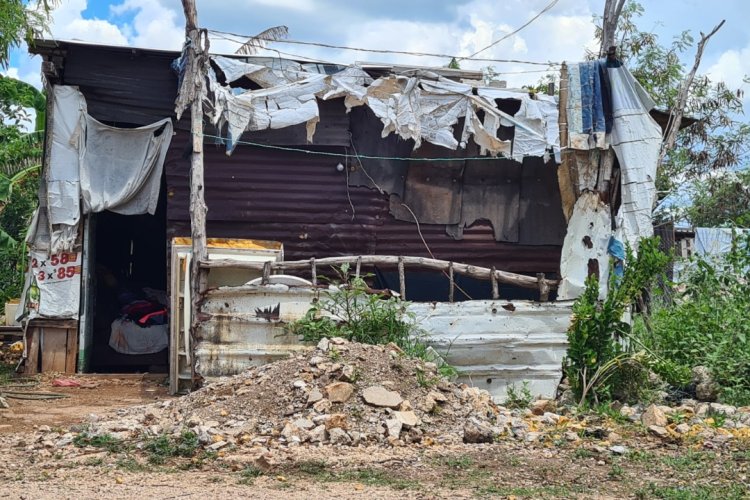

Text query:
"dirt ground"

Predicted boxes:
[[1, 376, 749, 499]]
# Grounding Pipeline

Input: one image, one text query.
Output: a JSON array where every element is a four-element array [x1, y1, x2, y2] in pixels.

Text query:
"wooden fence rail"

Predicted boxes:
[[200, 255, 558, 302]]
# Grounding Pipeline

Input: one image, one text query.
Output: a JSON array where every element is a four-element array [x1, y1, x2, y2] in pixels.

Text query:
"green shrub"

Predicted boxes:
[[287, 264, 447, 366], [564, 237, 670, 405], [633, 231, 750, 405], [144, 431, 199, 464]]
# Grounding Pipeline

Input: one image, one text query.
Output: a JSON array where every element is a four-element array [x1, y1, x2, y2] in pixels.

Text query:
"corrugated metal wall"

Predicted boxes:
[[41, 41, 564, 274]]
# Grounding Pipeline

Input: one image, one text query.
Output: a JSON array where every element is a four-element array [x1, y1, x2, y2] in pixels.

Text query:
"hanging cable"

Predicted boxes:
[[461, 0, 561, 60], [207, 28, 560, 67]]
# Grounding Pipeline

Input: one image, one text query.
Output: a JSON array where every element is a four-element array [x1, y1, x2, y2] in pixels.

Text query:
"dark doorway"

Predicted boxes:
[[88, 187, 168, 373]]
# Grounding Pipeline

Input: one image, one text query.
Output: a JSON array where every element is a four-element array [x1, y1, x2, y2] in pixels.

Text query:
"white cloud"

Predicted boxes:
[[705, 45, 750, 108], [110, 0, 184, 50], [50, 0, 128, 46], [245, 0, 317, 12]]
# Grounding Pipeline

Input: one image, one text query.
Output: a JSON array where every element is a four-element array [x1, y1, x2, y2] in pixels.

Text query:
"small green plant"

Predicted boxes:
[[504, 381, 533, 409], [238, 465, 264, 485], [144, 431, 199, 465], [573, 448, 595, 460], [72, 433, 126, 454], [608, 463, 624, 479], [440, 455, 474, 469], [564, 237, 670, 405], [287, 264, 456, 375], [117, 457, 147, 472]]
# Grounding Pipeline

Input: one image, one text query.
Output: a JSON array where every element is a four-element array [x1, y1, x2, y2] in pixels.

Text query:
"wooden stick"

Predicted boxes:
[[398, 256, 406, 299], [490, 266, 499, 300], [201, 255, 559, 290], [448, 262, 455, 303], [310, 257, 317, 287], [262, 261, 270, 285], [355, 256, 362, 278], [537, 273, 550, 302]]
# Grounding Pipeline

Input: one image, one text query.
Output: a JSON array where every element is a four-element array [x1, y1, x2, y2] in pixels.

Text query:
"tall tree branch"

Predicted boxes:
[[659, 20, 726, 166], [600, 0, 626, 57]]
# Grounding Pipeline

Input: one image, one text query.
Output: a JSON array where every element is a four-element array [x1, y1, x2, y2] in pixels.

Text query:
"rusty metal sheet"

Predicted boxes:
[[447, 159, 521, 242], [413, 300, 572, 401], [518, 157, 567, 246], [198, 283, 571, 401]]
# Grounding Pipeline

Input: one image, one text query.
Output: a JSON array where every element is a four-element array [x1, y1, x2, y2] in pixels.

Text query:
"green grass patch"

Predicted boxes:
[[636, 483, 748, 500], [144, 431, 199, 465], [72, 433, 126, 454]]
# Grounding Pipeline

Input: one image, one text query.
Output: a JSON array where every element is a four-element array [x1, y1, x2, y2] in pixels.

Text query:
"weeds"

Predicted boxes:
[[504, 381, 533, 409], [72, 433, 126, 454], [287, 264, 456, 376], [238, 466, 264, 485], [143, 431, 199, 465]]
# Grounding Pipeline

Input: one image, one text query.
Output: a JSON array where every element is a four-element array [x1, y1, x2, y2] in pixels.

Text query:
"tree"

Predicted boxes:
[[594, 1, 749, 223], [684, 170, 750, 227], [0, 0, 56, 68]]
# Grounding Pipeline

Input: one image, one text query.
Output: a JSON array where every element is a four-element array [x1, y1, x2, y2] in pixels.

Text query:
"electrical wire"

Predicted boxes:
[[207, 28, 560, 67], [201, 133, 561, 162], [462, 0, 560, 60]]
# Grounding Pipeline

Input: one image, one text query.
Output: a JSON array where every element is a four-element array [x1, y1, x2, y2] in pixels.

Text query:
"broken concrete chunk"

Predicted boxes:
[[293, 418, 315, 431], [648, 425, 669, 438], [362, 386, 403, 409], [325, 382, 354, 403], [641, 405, 668, 427], [324, 414, 348, 430], [328, 427, 351, 445], [385, 419, 403, 438], [463, 419, 495, 444], [393, 411, 421, 428], [316, 338, 330, 352], [307, 388, 324, 405], [340, 365, 356, 382]]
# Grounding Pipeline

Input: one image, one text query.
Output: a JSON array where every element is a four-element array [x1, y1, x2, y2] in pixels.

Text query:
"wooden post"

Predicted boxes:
[[537, 273, 550, 302], [310, 257, 317, 287], [490, 266, 499, 300], [448, 262, 455, 303], [178, 0, 209, 389], [262, 261, 271, 285], [355, 256, 362, 279], [398, 256, 406, 299]]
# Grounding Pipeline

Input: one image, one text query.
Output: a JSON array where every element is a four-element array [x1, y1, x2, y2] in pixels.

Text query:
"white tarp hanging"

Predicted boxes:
[[207, 57, 559, 159], [18, 85, 173, 320], [608, 65, 662, 246], [80, 115, 173, 215]]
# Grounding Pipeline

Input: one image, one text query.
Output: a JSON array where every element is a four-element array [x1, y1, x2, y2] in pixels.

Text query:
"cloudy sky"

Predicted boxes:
[[4, 0, 749, 98]]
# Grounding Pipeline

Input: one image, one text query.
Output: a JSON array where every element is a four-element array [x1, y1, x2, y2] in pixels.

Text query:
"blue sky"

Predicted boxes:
[[5, 0, 749, 94]]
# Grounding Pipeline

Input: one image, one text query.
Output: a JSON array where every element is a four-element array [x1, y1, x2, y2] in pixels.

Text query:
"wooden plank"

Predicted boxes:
[[41, 327, 68, 373], [65, 327, 78, 373], [25, 326, 40, 375]]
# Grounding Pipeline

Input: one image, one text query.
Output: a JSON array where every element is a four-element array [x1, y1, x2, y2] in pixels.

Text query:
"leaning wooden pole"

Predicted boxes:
[[177, 0, 209, 389]]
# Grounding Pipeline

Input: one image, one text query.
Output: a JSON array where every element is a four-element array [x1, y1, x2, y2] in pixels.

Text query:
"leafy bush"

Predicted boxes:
[[287, 264, 453, 372], [564, 237, 670, 405], [633, 231, 750, 405], [144, 431, 200, 464]]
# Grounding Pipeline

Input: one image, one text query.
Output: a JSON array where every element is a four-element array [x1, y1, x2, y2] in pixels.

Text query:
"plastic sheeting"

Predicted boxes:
[[206, 58, 559, 160], [80, 115, 172, 215], [109, 319, 168, 355]]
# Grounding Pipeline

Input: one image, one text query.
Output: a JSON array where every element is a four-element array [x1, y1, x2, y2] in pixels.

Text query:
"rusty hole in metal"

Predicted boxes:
[[486, 378, 492, 384], [502, 303, 515, 312], [582, 235, 593, 249], [491, 308, 497, 314], [587, 258, 600, 280]]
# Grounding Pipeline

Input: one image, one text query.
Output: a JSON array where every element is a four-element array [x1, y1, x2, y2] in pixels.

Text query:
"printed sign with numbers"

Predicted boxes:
[[30, 251, 82, 283]]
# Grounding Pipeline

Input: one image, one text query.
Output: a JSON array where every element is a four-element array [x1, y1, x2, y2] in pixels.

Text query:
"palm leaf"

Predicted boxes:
[[234, 25, 289, 56]]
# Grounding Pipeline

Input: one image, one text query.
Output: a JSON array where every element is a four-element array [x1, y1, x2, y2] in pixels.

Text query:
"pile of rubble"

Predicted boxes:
[[67, 338, 524, 449]]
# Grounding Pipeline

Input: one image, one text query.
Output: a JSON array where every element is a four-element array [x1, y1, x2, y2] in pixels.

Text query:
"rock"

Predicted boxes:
[[565, 431, 581, 442], [307, 425, 327, 443], [328, 428, 351, 445], [558, 389, 576, 407], [393, 411, 421, 428], [293, 418, 315, 431], [709, 403, 736, 416], [307, 389, 324, 405], [463, 420, 495, 444], [309, 356, 326, 366], [675, 423, 690, 434], [693, 366, 718, 402], [531, 399, 556, 416], [607, 432, 622, 444], [325, 414, 348, 430], [293, 380, 307, 390], [398, 400, 413, 411], [609, 445, 628, 455], [0, 397, 8, 409], [641, 405, 668, 427], [316, 338, 330, 352], [525, 432, 541, 443], [325, 382, 354, 403], [648, 425, 669, 438], [38, 425, 51, 433], [695, 403, 710, 417], [313, 399, 332, 413], [340, 365, 356, 382], [207, 440, 228, 451], [330, 337, 348, 345], [385, 419, 403, 439], [362, 386, 403, 409], [428, 390, 447, 403]]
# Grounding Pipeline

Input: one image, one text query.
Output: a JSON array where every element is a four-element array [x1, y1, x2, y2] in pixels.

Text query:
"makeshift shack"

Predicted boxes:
[[16, 40, 664, 400]]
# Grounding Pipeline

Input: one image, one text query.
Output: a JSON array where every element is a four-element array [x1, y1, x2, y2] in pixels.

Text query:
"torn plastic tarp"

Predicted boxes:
[[80, 115, 173, 215], [205, 57, 559, 159], [608, 64, 661, 246]]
